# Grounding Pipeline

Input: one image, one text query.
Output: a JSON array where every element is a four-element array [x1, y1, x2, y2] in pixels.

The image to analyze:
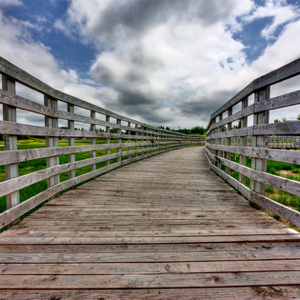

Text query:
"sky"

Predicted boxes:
[[0, 0, 300, 129]]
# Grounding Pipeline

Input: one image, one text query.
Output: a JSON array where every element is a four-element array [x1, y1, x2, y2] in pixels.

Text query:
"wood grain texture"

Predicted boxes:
[[0, 147, 300, 298], [1, 287, 300, 300], [206, 143, 300, 165], [206, 148, 300, 227], [206, 148, 300, 197]]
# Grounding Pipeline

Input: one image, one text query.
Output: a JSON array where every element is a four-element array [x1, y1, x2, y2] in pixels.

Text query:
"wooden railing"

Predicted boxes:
[[206, 58, 300, 227], [0, 57, 204, 229], [268, 135, 300, 149]]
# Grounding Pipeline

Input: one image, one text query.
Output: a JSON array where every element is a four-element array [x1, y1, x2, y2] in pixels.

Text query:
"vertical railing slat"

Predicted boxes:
[[218, 113, 223, 169], [68, 104, 75, 179], [90, 110, 96, 172], [2, 75, 20, 217], [251, 88, 270, 195], [44, 96, 60, 188], [127, 122, 131, 156], [226, 107, 232, 175], [117, 119, 121, 163], [239, 97, 248, 185], [106, 115, 110, 166]]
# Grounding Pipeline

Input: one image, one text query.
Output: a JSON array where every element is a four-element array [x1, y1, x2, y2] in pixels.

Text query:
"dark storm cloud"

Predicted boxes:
[[117, 89, 156, 106], [177, 90, 237, 121], [91, 0, 236, 44], [91, 44, 163, 88], [129, 46, 164, 71], [84, 0, 241, 126], [102, 89, 172, 124]]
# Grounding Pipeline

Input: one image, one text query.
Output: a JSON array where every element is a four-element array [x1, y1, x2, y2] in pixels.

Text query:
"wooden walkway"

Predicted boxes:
[[0, 147, 300, 299]]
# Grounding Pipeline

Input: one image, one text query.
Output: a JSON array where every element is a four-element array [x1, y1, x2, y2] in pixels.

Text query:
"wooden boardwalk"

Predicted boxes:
[[0, 146, 300, 299]]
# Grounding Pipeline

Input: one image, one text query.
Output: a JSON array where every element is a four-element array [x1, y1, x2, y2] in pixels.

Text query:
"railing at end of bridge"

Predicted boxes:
[[0, 57, 205, 229], [206, 58, 300, 227]]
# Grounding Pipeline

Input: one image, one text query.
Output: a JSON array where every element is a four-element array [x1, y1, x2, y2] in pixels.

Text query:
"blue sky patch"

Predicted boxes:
[[230, 16, 274, 62], [2, 0, 96, 75]]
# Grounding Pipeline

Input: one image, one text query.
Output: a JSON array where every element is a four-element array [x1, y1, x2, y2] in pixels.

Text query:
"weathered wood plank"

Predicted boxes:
[[206, 143, 300, 165], [1, 286, 299, 300], [206, 127, 253, 140], [0, 142, 161, 166], [1, 147, 300, 298], [1, 260, 300, 275], [1, 242, 298, 254], [2, 75, 19, 213], [0, 153, 122, 197], [1, 234, 299, 245], [1, 272, 300, 289], [206, 149, 300, 197], [1, 248, 299, 263], [254, 89, 300, 112], [2, 228, 296, 238], [0, 162, 121, 228], [0, 120, 168, 140], [206, 149, 300, 227], [208, 90, 300, 133]]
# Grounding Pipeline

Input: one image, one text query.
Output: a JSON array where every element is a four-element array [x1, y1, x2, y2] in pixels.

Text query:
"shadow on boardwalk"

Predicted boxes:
[[0, 147, 300, 299]]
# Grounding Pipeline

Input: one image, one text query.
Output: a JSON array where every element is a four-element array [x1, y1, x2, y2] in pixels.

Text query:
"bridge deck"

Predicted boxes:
[[0, 147, 300, 299]]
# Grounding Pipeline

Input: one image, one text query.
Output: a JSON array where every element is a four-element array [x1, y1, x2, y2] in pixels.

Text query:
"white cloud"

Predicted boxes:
[[0, 9, 116, 125], [57, 0, 256, 126], [0, 0, 22, 7], [1, 0, 300, 128], [233, 0, 300, 40]]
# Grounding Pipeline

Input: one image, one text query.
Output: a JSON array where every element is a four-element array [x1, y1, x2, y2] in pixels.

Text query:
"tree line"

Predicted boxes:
[[158, 126, 206, 135]]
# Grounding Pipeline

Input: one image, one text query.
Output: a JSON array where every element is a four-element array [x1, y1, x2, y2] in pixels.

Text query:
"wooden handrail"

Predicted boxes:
[[0, 57, 205, 229], [206, 58, 300, 227]]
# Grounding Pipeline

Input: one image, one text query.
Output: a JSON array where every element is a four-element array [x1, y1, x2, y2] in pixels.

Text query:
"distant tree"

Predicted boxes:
[[191, 126, 206, 135], [17, 135, 31, 140], [297, 114, 300, 121], [233, 120, 241, 129], [274, 119, 280, 123], [282, 117, 287, 122]]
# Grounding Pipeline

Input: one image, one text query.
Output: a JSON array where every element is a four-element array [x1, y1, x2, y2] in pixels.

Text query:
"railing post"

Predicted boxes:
[[251, 88, 270, 195], [226, 108, 232, 174], [157, 129, 160, 153], [68, 104, 75, 179], [218, 113, 223, 169], [90, 110, 96, 172], [135, 124, 139, 158], [2, 75, 20, 217], [117, 119, 121, 163], [106, 115, 110, 166], [44, 95, 60, 188], [239, 97, 248, 184], [147, 127, 150, 156], [127, 122, 131, 155]]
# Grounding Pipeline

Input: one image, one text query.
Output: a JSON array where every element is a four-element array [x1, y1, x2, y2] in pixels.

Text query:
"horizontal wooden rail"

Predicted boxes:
[[0, 57, 205, 229], [206, 58, 300, 227]]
